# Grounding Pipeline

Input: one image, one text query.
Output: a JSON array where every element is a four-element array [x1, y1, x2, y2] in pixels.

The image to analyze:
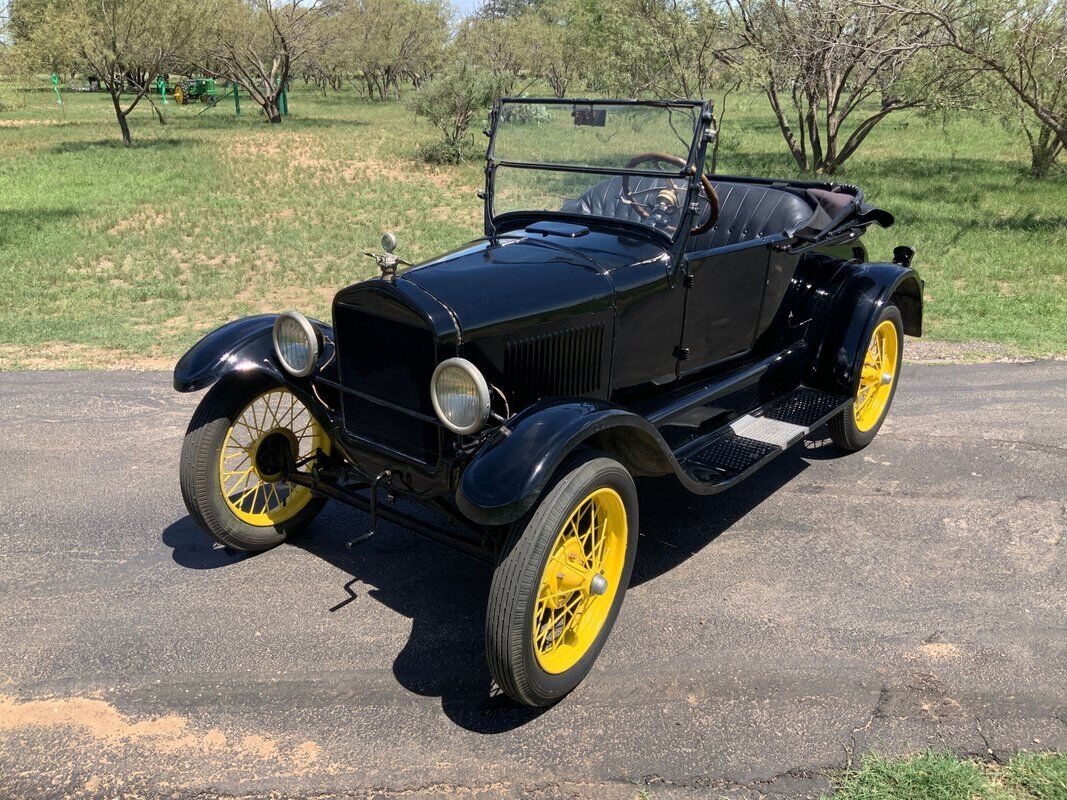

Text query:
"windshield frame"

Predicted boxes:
[[483, 97, 712, 244]]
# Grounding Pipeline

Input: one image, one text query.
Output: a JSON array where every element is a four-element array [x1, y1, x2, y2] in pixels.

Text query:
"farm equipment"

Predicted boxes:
[[174, 78, 218, 106]]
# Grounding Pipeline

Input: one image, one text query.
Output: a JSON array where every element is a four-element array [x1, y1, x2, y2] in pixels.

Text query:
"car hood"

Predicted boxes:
[[397, 227, 669, 341]]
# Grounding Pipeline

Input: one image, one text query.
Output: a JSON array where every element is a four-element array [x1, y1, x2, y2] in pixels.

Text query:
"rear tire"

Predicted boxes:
[[829, 304, 904, 451], [180, 374, 328, 552], [486, 453, 638, 706]]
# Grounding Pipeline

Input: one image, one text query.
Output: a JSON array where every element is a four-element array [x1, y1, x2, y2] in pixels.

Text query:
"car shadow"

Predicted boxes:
[[293, 520, 546, 733], [162, 515, 249, 569], [163, 435, 839, 733]]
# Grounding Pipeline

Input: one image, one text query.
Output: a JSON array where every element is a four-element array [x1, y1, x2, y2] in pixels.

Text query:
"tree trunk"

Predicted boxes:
[[109, 90, 132, 145], [265, 97, 282, 123], [118, 112, 132, 144], [1028, 124, 1062, 179], [766, 84, 807, 171], [148, 95, 167, 125], [1030, 142, 1062, 178]]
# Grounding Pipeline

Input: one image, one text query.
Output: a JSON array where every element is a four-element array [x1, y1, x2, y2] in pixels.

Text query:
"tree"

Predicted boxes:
[[0, 46, 7, 112], [866, 0, 1065, 177], [6, 0, 51, 45], [202, 0, 332, 123], [409, 59, 501, 163], [515, 0, 586, 98], [346, 0, 450, 100], [477, 0, 537, 18], [455, 15, 532, 95], [0, 5, 9, 110], [303, 9, 351, 92], [570, 0, 744, 169], [728, 0, 980, 174], [14, 0, 211, 144], [576, 0, 741, 100]]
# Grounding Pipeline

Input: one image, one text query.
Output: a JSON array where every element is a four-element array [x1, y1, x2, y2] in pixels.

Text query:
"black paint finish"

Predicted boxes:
[[173, 98, 923, 537]]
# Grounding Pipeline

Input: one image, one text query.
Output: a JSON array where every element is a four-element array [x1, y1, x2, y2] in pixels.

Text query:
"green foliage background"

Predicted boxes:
[[0, 83, 1064, 368]]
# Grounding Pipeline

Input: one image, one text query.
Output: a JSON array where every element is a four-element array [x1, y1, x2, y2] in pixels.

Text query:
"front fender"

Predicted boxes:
[[808, 262, 922, 396], [456, 400, 674, 527], [173, 314, 334, 392]]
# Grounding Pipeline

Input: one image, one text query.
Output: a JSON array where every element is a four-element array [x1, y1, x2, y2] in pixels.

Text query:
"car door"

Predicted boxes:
[[676, 238, 773, 375]]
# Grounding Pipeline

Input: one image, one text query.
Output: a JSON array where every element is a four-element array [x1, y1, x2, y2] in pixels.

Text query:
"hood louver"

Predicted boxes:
[[504, 323, 604, 404]]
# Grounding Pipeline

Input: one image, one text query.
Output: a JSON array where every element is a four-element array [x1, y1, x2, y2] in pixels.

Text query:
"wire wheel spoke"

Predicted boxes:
[[530, 485, 628, 675], [854, 320, 898, 431], [217, 388, 326, 525]]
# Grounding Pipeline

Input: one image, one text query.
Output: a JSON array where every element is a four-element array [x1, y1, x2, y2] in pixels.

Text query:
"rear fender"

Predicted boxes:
[[456, 400, 675, 527], [808, 263, 922, 396], [173, 314, 336, 393]]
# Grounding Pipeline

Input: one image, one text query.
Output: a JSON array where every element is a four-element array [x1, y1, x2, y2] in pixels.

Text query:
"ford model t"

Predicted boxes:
[[175, 98, 922, 706]]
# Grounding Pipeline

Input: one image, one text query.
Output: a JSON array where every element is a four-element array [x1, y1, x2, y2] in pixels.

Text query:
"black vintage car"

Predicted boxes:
[[175, 98, 922, 706]]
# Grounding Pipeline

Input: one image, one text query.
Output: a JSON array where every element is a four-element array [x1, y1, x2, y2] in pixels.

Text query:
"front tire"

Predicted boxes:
[[179, 374, 329, 552], [829, 303, 904, 451], [486, 453, 638, 706]]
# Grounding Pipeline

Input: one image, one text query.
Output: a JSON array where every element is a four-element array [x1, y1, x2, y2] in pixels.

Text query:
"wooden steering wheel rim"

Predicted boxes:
[[622, 152, 720, 236]]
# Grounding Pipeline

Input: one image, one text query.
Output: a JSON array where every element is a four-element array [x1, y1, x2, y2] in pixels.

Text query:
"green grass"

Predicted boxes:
[[1003, 752, 1067, 800], [822, 750, 1067, 800], [0, 82, 1064, 368]]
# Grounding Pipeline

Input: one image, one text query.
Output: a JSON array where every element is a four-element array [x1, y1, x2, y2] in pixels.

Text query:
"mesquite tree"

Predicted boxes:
[[729, 0, 979, 174], [346, 0, 450, 100], [866, 0, 1065, 176], [14, 0, 210, 144], [577, 0, 742, 101], [203, 0, 332, 123]]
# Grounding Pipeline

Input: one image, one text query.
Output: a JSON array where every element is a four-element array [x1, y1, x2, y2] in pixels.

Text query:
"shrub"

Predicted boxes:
[[410, 60, 504, 164]]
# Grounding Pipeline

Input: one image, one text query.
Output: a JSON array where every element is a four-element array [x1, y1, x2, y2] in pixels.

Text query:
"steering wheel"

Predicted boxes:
[[621, 152, 719, 236]]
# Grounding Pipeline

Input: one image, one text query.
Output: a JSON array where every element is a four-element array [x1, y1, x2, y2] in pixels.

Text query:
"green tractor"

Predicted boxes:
[[174, 77, 219, 106]]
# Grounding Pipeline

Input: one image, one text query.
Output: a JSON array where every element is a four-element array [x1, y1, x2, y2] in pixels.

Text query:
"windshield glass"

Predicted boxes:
[[489, 100, 705, 237], [491, 101, 700, 168]]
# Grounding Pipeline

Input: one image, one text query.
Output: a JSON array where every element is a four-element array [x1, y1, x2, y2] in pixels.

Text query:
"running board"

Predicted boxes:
[[675, 388, 849, 489]]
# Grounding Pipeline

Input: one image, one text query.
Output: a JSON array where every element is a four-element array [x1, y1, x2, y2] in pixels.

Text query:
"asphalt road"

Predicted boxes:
[[1, 363, 1064, 799]]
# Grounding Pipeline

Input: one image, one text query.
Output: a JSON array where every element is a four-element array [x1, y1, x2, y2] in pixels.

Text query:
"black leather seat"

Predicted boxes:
[[559, 175, 659, 223], [689, 180, 813, 251], [561, 177, 814, 250]]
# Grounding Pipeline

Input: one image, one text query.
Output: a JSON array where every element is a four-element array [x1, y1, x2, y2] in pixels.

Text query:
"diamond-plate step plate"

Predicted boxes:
[[760, 387, 848, 428], [672, 387, 852, 489], [730, 414, 807, 448], [682, 431, 777, 481]]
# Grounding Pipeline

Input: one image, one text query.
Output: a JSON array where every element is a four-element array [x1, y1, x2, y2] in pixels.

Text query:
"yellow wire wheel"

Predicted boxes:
[[854, 318, 900, 432], [828, 304, 903, 452], [181, 376, 330, 552], [486, 453, 638, 707], [533, 487, 628, 674], [217, 388, 330, 526]]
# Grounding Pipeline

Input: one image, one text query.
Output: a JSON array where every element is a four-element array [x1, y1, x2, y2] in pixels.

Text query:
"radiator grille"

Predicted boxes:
[[334, 298, 439, 462], [504, 323, 604, 403]]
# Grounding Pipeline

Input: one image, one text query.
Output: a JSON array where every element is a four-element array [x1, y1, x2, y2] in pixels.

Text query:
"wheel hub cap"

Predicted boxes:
[[251, 429, 298, 482]]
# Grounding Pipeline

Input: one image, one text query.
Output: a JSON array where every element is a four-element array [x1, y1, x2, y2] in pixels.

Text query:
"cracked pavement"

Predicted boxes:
[[0, 362, 1064, 798]]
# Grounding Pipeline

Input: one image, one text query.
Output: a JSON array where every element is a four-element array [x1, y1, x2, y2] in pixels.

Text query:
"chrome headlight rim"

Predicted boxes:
[[430, 357, 491, 436], [272, 310, 320, 378]]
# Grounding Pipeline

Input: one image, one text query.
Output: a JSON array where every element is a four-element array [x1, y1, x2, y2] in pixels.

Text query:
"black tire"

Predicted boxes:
[[828, 303, 904, 451], [486, 452, 639, 707], [179, 373, 326, 552]]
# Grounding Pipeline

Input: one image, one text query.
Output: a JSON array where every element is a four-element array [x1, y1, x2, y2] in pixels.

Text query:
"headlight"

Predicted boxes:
[[272, 311, 319, 377], [430, 357, 491, 435]]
